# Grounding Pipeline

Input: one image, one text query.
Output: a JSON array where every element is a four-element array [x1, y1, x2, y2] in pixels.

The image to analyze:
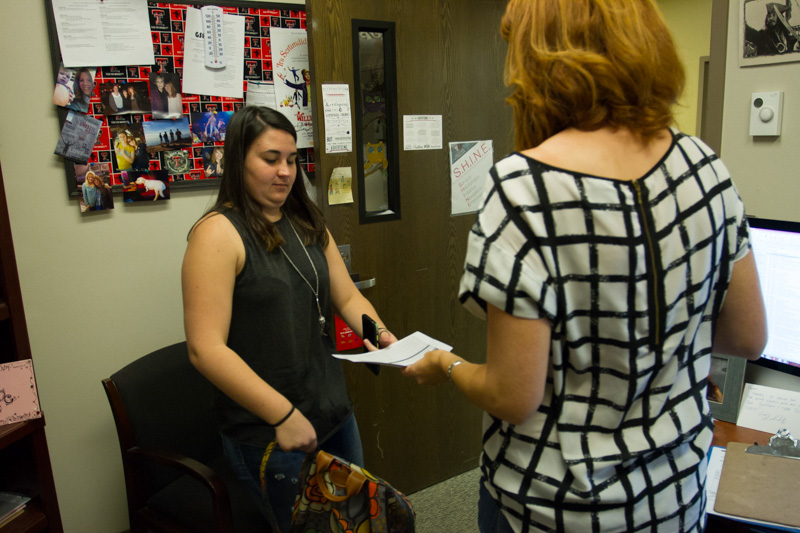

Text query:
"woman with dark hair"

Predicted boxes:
[[204, 146, 224, 177], [149, 73, 169, 117], [182, 106, 396, 531], [105, 84, 123, 114], [94, 174, 113, 210], [66, 68, 94, 113], [403, 1, 766, 531], [164, 79, 182, 118]]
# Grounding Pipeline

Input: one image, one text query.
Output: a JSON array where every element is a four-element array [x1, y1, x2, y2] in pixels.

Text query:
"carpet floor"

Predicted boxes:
[[407, 467, 481, 532]]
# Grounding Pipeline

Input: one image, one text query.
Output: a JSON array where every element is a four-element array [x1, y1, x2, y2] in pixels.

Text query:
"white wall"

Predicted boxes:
[[721, 1, 800, 221], [658, 0, 713, 135], [720, 1, 800, 393], [1, 1, 797, 531], [0, 1, 295, 531]]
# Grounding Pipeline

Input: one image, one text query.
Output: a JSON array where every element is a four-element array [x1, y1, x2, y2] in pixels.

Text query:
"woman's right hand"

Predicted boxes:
[[274, 409, 317, 453]]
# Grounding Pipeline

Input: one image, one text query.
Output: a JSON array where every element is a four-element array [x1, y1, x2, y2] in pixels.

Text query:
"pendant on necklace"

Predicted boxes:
[[318, 315, 326, 334]]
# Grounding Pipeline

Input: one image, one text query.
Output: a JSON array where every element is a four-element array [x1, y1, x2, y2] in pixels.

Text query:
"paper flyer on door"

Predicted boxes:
[[450, 140, 493, 216]]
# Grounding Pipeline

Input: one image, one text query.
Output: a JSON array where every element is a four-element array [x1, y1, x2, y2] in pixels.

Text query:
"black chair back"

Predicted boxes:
[[104, 341, 269, 532]]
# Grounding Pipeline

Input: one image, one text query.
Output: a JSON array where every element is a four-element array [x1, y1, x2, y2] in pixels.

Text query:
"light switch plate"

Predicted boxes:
[[750, 91, 783, 136]]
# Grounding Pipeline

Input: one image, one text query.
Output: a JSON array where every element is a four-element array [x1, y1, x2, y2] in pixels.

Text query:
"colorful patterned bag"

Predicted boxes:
[[291, 450, 415, 532]]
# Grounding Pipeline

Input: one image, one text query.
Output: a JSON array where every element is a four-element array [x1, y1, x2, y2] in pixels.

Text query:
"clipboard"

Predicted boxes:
[[715, 437, 800, 528]]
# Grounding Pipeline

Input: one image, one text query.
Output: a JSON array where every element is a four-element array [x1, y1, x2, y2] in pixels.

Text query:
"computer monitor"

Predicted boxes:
[[747, 216, 800, 377]]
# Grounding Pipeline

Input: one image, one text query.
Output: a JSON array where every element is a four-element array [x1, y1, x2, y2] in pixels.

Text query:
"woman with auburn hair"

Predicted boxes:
[[403, 1, 766, 531]]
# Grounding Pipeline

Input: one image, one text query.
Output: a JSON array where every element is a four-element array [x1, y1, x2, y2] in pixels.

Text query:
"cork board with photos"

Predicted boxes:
[[45, 0, 311, 199]]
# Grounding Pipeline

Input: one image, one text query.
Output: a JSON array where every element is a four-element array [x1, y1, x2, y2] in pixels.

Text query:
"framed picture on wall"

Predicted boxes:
[[707, 353, 747, 423], [739, 0, 800, 67]]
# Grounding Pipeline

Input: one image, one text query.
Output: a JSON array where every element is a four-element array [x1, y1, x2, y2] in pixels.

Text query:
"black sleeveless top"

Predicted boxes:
[[214, 207, 352, 446]]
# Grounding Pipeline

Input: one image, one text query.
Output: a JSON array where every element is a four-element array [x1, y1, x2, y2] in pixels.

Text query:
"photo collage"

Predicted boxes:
[[51, 3, 313, 212]]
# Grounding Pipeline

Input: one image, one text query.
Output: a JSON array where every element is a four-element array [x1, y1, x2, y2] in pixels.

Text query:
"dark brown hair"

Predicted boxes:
[[203, 106, 327, 250]]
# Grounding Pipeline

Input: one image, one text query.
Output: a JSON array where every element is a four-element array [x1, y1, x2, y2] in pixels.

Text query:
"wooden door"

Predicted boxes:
[[307, 0, 512, 493]]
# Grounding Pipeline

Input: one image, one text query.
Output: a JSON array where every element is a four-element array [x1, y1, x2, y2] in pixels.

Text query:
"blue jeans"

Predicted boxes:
[[221, 413, 364, 532], [478, 482, 515, 533]]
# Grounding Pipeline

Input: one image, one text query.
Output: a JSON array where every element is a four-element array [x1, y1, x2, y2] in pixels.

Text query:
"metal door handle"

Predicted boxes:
[[354, 278, 376, 290]]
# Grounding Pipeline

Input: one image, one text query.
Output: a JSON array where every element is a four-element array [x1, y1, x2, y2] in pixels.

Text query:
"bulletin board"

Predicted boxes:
[[44, 0, 310, 197]]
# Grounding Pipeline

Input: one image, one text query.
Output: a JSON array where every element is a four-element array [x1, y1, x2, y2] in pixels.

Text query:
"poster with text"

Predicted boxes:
[[269, 27, 313, 148], [450, 141, 493, 216]]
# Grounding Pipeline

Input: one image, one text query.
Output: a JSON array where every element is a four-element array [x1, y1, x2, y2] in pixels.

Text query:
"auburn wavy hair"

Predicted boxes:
[[501, 0, 685, 149]]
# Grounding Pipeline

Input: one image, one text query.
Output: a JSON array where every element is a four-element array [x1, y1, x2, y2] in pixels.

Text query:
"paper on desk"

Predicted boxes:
[[333, 332, 452, 368], [705, 446, 725, 514], [736, 383, 800, 435]]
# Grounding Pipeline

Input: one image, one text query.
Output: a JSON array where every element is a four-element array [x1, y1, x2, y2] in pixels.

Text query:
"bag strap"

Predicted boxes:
[[315, 450, 367, 502], [259, 441, 284, 533]]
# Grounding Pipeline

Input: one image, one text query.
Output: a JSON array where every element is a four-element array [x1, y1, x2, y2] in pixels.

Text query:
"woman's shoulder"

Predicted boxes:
[[189, 209, 239, 241]]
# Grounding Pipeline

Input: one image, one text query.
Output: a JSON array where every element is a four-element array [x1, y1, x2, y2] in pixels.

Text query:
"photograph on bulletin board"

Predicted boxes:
[[45, 1, 312, 197]]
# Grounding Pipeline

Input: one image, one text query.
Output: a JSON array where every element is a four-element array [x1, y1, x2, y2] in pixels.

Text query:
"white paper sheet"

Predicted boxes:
[[51, 0, 155, 68], [246, 81, 277, 108], [403, 115, 443, 150], [333, 332, 452, 368], [736, 383, 800, 435], [450, 141, 492, 216], [322, 84, 353, 153], [182, 7, 245, 99]]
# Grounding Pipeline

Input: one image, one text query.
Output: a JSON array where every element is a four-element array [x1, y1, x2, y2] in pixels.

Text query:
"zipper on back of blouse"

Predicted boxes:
[[632, 179, 662, 349]]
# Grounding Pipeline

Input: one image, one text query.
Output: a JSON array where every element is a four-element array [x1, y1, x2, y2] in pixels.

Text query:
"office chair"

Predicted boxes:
[[102, 341, 269, 533]]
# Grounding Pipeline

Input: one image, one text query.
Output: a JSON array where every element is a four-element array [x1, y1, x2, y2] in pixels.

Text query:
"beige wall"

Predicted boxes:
[[0, 1, 295, 531], [658, 0, 713, 135], [718, 1, 800, 392], [1, 0, 796, 531], [720, 1, 800, 221]]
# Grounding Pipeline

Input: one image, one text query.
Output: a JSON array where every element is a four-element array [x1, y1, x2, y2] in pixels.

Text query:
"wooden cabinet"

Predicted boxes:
[[0, 163, 62, 532]]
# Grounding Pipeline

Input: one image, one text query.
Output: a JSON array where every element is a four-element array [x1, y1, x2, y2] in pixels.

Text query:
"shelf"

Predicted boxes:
[[0, 499, 47, 533], [0, 420, 42, 451], [0, 162, 62, 531]]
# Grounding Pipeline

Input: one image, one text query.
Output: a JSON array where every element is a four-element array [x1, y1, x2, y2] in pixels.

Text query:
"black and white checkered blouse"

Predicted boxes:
[[459, 130, 750, 532]]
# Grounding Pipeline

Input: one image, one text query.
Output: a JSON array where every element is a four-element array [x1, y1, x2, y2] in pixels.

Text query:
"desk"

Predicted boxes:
[[712, 419, 772, 447], [707, 421, 783, 533]]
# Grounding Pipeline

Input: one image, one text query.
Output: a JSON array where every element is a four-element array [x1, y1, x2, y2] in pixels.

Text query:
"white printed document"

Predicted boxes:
[[51, 0, 155, 68], [333, 332, 452, 368]]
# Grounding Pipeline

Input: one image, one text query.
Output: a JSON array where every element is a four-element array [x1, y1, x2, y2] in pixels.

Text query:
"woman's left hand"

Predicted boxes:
[[363, 329, 398, 352]]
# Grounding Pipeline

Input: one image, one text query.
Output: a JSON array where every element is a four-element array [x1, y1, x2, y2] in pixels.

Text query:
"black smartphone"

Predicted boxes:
[[361, 314, 381, 376], [362, 314, 379, 347]]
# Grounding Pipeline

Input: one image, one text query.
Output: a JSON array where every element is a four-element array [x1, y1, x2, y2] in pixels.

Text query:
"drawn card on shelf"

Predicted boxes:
[[0, 360, 42, 426], [54, 111, 102, 164]]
